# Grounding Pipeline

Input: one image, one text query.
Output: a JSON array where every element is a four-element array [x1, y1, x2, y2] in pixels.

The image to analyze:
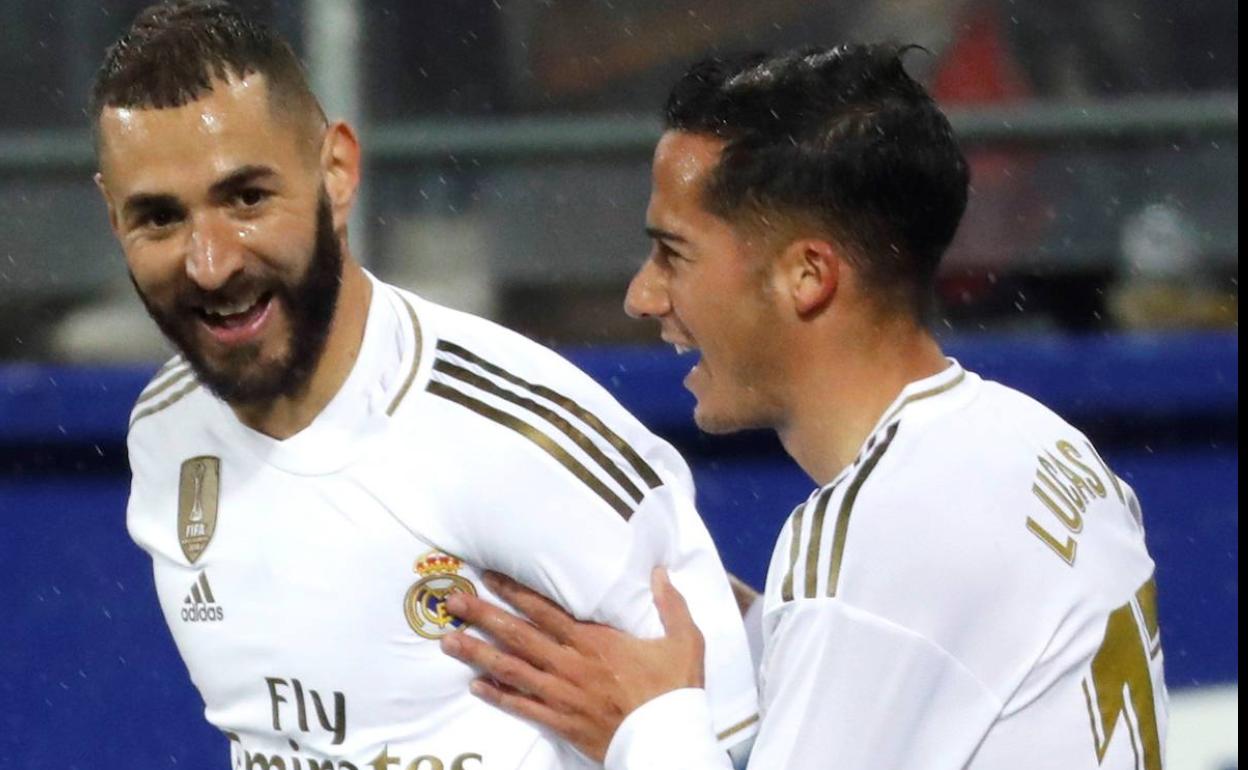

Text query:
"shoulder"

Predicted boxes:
[[416, 295, 658, 438], [124, 357, 220, 552], [126, 356, 212, 452], [386, 293, 685, 521], [766, 424, 919, 608], [128, 356, 195, 422], [770, 393, 1080, 626]]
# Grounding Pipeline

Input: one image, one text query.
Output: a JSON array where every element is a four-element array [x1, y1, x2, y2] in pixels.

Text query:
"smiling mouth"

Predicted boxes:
[[668, 339, 704, 389], [194, 291, 275, 345], [197, 291, 269, 326], [664, 336, 699, 357]]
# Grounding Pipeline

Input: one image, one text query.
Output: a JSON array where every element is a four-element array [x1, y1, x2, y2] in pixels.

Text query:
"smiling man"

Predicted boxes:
[[94, 2, 758, 767], [101, 77, 353, 436], [441, 46, 1169, 770]]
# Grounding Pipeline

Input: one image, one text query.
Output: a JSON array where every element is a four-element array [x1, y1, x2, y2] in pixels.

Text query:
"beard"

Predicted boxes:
[[133, 193, 344, 408]]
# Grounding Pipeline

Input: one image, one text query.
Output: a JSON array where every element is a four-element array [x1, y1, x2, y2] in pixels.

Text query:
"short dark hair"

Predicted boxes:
[[91, 1, 323, 131], [664, 44, 969, 321]]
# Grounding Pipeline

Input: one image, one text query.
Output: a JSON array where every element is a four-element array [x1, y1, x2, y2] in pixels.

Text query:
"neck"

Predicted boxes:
[[234, 257, 372, 440], [777, 313, 947, 486]]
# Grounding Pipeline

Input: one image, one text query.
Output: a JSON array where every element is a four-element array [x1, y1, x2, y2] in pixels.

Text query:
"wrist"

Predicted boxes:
[[604, 688, 720, 770]]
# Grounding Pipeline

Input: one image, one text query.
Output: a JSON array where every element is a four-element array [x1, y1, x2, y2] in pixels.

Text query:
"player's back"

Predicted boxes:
[[953, 379, 1167, 769], [758, 363, 1166, 769]]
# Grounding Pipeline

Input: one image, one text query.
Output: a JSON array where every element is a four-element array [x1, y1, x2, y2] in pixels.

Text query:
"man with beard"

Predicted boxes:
[[439, 47, 1169, 769], [95, 2, 758, 768]]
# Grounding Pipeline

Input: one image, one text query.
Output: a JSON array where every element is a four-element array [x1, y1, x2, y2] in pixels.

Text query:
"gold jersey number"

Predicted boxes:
[[1082, 578, 1164, 770]]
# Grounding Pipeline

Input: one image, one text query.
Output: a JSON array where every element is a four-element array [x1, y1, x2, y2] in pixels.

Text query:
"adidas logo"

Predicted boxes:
[[180, 572, 224, 622]]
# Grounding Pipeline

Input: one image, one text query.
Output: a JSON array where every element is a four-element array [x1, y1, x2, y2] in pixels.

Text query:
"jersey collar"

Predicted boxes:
[[210, 272, 408, 475], [871, 358, 968, 436], [824, 359, 971, 488]]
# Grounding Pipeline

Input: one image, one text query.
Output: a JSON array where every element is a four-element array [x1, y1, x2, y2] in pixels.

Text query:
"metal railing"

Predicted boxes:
[[0, 92, 1238, 176]]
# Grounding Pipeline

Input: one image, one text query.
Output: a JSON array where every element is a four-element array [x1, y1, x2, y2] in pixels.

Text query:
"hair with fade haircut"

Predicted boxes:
[[90, 0, 324, 135], [664, 44, 969, 323]]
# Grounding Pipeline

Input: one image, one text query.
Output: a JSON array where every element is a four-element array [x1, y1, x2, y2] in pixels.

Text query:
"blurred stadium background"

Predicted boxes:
[[0, 1, 1236, 768]]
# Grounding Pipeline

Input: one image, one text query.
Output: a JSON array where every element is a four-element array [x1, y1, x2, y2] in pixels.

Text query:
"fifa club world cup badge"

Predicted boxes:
[[178, 456, 220, 564], [404, 551, 478, 639]]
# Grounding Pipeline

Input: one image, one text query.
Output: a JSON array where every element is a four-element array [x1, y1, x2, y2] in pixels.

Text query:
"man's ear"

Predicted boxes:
[[94, 171, 121, 235], [319, 121, 361, 232], [777, 238, 840, 316]]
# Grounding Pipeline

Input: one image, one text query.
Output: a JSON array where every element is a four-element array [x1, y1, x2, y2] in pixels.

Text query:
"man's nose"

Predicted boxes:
[[624, 258, 670, 319], [185, 212, 246, 291]]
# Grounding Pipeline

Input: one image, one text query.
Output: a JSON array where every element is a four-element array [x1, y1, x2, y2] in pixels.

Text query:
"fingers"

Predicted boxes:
[[651, 568, 706, 689], [651, 567, 696, 640], [467, 676, 563, 724], [482, 572, 579, 645], [441, 631, 572, 706], [445, 591, 565, 671], [467, 678, 609, 763]]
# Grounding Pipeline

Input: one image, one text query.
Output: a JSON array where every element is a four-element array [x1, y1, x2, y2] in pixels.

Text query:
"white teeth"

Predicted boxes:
[[673, 344, 696, 355], [204, 295, 261, 317]]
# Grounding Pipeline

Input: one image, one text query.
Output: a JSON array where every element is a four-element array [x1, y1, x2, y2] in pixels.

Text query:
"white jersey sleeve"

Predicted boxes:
[[364, 293, 760, 755], [604, 595, 1001, 770], [749, 598, 999, 769]]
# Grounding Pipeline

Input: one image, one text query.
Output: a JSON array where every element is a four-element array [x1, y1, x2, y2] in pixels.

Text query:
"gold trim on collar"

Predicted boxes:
[[386, 293, 425, 416], [875, 368, 966, 432]]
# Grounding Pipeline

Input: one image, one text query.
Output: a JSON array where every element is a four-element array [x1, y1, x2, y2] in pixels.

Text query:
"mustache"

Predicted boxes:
[[172, 273, 281, 309]]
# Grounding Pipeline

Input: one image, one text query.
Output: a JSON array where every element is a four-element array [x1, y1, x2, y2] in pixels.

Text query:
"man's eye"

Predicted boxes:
[[143, 209, 180, 228], [657, 242, 683, 262], [236, 188, 269, 207]]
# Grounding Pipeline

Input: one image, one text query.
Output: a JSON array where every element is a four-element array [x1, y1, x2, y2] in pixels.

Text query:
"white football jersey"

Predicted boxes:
[[605, 361, 1168, 770], [126, 277, 759, 769]]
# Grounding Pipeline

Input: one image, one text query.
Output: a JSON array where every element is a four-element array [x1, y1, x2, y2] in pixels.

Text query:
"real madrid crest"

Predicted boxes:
[[404, 550, 477, 639], [178, 456, 220, 564]]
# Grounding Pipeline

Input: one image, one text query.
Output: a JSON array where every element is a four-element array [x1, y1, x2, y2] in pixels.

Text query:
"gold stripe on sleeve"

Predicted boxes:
[[716, 713, 760, 741], [427, 380, 634, 519], [129, 379, 201, 429], [824, 423, 900, 598], [437, 339, 662, 489], [779, 501, 808, 602], [134, 363, 191, 407], [801, 486, 838, 599], [150, 356, 183, 381], [434, 358, 645, 504]]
